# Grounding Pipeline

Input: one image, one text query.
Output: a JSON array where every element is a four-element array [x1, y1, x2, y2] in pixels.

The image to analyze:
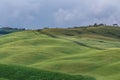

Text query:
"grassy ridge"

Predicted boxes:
[[40, 26, 120, 39], [0, 26, 119, 80]]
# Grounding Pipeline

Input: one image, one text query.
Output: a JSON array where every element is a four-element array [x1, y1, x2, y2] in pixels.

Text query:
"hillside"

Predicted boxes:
[[0, 26, 119, 80], [0, 64, 93, 80], [40, 26, 120, 39]]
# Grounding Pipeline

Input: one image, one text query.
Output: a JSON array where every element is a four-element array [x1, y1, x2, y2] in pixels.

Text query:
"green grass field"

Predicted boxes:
[[0, 64, 94, 80], [0, 26, 119, 80]]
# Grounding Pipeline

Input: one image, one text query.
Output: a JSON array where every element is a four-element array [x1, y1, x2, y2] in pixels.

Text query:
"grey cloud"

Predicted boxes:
[[53, 0, 120, 27], [0, 0, 120, 29]]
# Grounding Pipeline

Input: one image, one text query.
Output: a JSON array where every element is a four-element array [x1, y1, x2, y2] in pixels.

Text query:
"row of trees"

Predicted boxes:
[[93, 23, 119, 27], [0, 27, 25, 30]]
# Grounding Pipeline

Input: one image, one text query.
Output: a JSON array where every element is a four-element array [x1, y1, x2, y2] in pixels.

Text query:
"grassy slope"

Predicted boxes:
[[0, 64, 92, 80], [0, 26, 119, 80]]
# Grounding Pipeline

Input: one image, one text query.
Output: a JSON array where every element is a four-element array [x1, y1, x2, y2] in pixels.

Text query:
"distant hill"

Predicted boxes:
[[39, 26, 120, 39], [0, 27, 25, 35]]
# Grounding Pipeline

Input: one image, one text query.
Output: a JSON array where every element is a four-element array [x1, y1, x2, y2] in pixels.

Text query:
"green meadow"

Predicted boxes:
[[0, 26, 119, 80]]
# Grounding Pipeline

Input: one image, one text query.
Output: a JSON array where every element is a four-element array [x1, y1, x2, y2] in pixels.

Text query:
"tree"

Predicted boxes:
[[94, 23, 98, 27]]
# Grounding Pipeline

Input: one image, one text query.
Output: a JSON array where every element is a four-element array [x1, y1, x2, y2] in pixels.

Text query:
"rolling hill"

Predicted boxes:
[[0, 26, 119, 80]]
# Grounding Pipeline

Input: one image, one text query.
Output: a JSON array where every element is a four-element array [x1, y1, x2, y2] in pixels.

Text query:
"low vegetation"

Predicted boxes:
[[0, 26, 119, 80]]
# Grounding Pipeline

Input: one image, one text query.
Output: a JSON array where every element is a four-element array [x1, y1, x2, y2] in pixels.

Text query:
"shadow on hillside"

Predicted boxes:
[[37, 30, 58, 38], [36, 30, 103, 50], [72, 40, 103, 50]]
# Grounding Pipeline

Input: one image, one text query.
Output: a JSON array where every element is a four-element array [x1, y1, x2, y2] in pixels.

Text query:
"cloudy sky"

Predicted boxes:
[[0, 0, 120, 29]]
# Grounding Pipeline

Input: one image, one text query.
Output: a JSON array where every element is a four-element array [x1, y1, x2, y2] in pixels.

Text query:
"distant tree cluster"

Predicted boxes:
[[69, 23, 120, 29], [93, 23, 105, 26], [0, 27, 25, 30], [0, 27, 25, 35], [113, 24, 119, 27], [92, 23, 119, 27]]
